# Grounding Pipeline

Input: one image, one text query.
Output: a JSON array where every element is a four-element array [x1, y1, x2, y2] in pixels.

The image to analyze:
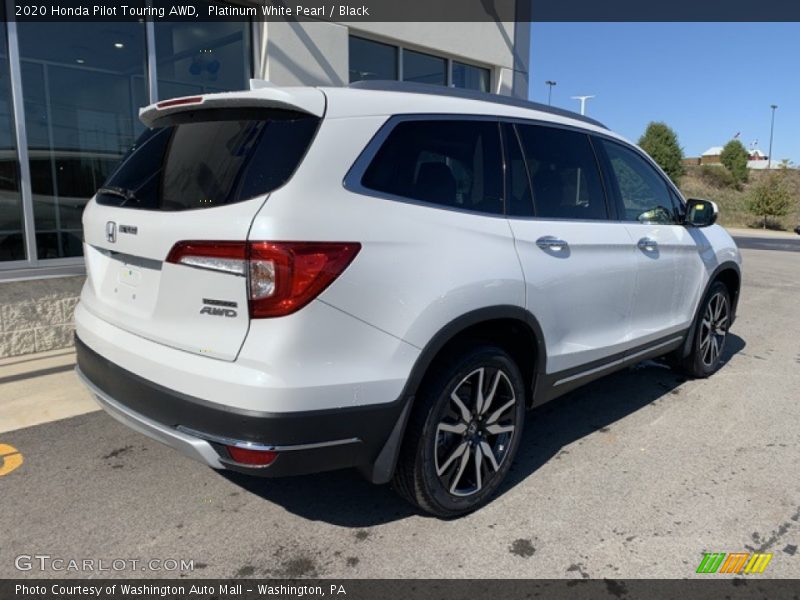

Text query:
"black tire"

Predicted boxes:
[[679, 281, 731, 378], [392, 344, 526, 518]]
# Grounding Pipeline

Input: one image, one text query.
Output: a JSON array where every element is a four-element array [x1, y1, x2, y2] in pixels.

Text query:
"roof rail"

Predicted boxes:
[[348, 80, 608, 130]]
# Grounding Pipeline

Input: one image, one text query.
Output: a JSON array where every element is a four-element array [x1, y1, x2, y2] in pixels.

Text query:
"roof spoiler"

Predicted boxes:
[[139, 83, 326, 127]]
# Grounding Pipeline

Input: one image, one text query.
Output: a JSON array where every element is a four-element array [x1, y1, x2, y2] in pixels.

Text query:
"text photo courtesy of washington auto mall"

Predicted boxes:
[[1, 1, 799, 599]]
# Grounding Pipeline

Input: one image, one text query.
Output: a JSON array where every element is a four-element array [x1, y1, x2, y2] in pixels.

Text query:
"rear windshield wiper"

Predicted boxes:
[[97, 185, 141, 207]]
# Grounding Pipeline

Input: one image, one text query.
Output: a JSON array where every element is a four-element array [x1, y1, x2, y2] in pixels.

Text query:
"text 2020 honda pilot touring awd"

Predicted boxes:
[[75, 81, 741, 517]]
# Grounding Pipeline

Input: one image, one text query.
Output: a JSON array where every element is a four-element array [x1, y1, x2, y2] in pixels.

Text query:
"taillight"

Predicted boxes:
[[247, 242, 360, 318], [166, 241, 360, 318], [165, 241, 247, 275]]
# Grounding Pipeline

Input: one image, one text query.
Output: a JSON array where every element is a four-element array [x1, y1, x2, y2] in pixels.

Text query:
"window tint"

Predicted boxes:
[[361, 120, 503, 215], [97, 109, 319, 211], [516, 124, 608, 220], [155, 10, 251, 99], [349, 36, 398, 83], [452, 62, 490, 93], [601, 139, 676, 224], [403, 50, 446, 86], [18, 19, 147, 258], [669, 188, 686, 221], [503, 123, 534, 217]]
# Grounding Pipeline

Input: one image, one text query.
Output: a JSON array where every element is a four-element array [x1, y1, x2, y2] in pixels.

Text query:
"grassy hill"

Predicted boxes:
[[678, 165, 800, 230]]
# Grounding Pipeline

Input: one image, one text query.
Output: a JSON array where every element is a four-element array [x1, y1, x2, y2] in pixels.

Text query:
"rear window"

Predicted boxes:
[[96, 109, 319, 211], [361, 119, 504, 215]]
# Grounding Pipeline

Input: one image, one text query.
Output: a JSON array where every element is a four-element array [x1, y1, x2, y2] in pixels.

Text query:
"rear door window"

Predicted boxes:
[[502, 122, 534, 217], [360, 119, 504, 215], [515, 123, 609, 221], [96, 109, 319, 211]]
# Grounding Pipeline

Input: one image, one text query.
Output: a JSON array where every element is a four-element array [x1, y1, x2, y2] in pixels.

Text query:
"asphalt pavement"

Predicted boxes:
[[0, 247, 798, 579], [732, 235, 800, 253]]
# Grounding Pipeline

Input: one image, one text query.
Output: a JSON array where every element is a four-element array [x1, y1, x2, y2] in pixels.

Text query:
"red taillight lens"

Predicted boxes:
[[156, 96, 203, 109], [226, 446, 277, 466], [165, 241, 361, 318], [248, 242, 360, 318]]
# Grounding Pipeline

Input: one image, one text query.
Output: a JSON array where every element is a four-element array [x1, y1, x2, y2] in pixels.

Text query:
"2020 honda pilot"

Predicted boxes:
[[75, 81, 741, 517]]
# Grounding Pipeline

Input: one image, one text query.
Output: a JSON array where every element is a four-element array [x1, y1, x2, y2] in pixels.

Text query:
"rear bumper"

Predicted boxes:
[[75, 335, 406, 477]]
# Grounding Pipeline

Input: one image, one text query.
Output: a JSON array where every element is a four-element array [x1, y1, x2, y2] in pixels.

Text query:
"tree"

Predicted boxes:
[[719, 139, 749, 185], [638, 122, 685, 184], [746, 172, 792, 229]]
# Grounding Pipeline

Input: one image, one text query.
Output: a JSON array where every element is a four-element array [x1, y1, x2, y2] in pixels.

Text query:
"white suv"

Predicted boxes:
[[75, 81, 741, 517]]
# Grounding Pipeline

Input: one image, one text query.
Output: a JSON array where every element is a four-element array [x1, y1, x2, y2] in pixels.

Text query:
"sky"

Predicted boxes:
[[529, 23, 799, 164]]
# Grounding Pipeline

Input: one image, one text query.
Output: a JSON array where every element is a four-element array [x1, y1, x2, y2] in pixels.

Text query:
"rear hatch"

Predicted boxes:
[[80, 89, 324, 360]]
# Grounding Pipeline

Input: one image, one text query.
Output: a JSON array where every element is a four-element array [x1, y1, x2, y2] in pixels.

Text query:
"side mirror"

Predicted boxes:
[[685, 199, 718, 227]]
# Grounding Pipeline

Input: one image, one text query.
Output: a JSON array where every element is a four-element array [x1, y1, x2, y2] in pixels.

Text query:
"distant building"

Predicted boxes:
[[700, 146, 725, 165], [685, 145, 778, 169]]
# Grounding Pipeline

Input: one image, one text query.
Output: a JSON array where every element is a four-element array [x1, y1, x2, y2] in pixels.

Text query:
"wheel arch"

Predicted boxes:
[[402, 306, 546, 406], [680, 260, 741, 359], [362, 305, 547, 484]]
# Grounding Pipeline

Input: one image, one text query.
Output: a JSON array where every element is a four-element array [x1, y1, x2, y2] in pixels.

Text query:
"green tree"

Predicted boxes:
[[719, 139, 749, 185], [746, 172, 792, 229], [638, 122, 685, 184]]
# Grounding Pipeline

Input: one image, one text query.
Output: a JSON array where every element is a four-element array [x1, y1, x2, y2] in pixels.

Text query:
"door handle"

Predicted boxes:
[[637, 237, 658, 251], [536, 236, 569, 251]]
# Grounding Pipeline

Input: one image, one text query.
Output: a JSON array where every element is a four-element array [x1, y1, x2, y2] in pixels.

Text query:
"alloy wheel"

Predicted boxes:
[[699, 291, 729, 368], [434, 367, 518, 497]]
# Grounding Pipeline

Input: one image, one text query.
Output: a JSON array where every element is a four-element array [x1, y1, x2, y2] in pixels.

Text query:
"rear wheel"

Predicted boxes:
[[392, 345, 525, 517], [680, 281, 731, 378]]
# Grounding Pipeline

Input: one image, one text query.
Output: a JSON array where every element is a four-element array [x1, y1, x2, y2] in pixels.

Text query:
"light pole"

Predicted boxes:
[[767, 104, 777, 170], [571, 95, 595, 116], [545, 80, 556, 105]]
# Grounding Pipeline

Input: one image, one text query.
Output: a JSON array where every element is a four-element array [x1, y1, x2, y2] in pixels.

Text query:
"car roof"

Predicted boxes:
[[139, 81, 622, 143], [345, 80, 608, 129], [320, 83, 619, 139]]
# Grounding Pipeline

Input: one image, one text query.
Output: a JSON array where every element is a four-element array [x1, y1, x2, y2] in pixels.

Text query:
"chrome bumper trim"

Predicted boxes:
[[175, 425, 360, 453]]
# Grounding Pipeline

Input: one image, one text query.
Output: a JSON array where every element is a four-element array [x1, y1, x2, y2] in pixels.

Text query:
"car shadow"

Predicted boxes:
[[221, 334, 745, 527]]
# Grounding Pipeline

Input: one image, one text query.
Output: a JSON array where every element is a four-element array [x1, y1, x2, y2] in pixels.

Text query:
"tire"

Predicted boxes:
[[680, 281, 731, 378], [392, 344, 526, 518]]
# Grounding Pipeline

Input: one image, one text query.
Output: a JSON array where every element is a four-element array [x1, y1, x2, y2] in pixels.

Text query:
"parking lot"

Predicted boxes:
[[1, 240, 798, 579]]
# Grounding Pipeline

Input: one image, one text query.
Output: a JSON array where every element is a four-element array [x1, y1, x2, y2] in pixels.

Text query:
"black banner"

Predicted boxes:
[[3, 579, 800, 600], [5, 0, 800, 22]]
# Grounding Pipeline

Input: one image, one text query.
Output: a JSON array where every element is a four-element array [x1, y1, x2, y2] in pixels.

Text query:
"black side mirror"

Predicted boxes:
[[685, 199, 718, 227]]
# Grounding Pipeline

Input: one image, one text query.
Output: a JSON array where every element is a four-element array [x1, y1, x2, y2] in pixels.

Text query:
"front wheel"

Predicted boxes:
[[392, 345, 526, 518], [681, 281, 731, 378]]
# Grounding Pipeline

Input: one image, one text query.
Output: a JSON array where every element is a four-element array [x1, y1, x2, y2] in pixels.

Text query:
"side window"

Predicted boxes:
[[515, 124, 608, 220], [669, 188, 686, 221], [600, 139, 677, 224], [503, 123, 534, 217], [361, 120, 503, 215]]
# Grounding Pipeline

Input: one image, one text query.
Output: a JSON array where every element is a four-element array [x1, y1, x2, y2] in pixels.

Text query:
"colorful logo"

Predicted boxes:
[[696, 552, 773, 574]]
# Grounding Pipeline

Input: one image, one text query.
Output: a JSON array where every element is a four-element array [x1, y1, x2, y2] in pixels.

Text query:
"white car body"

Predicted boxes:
[[75, 81, 741, 489]]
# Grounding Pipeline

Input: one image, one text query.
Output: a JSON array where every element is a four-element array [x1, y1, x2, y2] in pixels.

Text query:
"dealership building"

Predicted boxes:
[[0, 4, 530, 357]]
